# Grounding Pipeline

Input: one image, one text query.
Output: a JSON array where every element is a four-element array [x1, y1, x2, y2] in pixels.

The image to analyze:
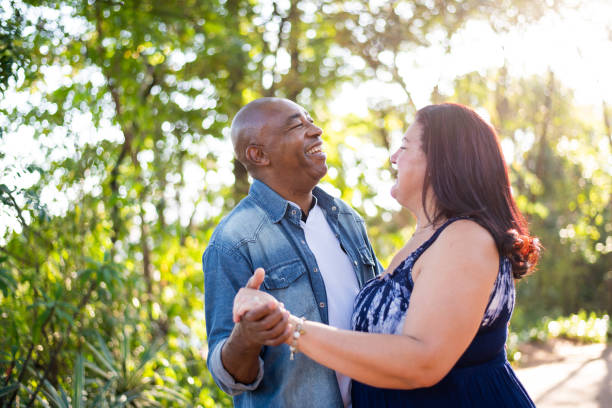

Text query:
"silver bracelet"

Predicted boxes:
[[289, 317, 305, 360]]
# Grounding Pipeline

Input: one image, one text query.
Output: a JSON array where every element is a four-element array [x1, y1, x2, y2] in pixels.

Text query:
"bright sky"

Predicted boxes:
[[1, 0, 611, 237]]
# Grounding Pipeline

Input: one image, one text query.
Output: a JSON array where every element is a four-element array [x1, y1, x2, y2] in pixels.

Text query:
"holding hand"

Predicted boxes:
[[231, 267, 293, 347], [233, 268, 279, 322]]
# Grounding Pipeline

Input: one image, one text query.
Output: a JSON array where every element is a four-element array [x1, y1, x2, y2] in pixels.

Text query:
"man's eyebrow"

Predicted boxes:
[[284, 112, 303, 126]]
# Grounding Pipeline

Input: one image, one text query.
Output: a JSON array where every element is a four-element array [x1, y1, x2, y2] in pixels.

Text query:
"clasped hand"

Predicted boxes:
[[232, 268, 293, 347]]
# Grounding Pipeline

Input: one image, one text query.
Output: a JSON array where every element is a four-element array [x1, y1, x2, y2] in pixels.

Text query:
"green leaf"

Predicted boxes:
[[89, 377, 116, 407], [72, 353, 84, 408], [0, 267, 17, 296], [0, 383, 19, 398], [84, 336, 117, 375], [43, 379, 70, 408], [55, 308, 74, 325]]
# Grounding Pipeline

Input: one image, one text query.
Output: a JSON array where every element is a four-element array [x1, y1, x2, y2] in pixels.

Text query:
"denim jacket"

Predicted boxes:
[[203, 180, 382, 408]]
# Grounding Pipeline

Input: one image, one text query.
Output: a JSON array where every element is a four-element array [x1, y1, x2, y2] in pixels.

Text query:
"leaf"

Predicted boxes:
[[135, 340, 164, 375], [84, 338, 117, 376], [0, 267, 17, 296], [83, 360, 113, 379], [55, 308, 74, 325], [0, 383, 19, 398], [89, 377, 116, 407], [43, 379, 70, 408], [72, 353, 84, 408]]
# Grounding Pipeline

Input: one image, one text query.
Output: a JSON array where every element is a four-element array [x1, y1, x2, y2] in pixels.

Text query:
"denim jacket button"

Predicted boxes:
[[319, 302, 325, 308], [353, 260, 358, 265], [313, 267, 318, 272], [332, 206, 337, 211]]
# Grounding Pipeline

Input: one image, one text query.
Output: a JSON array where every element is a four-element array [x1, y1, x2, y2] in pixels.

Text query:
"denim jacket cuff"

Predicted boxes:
[[209, 339, 264, 395]]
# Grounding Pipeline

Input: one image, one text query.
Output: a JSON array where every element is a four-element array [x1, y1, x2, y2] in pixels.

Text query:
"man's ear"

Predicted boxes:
[[245, 145, 270, 167]]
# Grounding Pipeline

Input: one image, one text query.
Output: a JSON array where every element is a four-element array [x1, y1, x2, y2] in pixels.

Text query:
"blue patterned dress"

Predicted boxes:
[[351, 218, 535, 407]]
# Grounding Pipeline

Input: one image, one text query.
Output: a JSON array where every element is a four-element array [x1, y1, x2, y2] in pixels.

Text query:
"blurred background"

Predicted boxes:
[[0, 0, 610, 406]]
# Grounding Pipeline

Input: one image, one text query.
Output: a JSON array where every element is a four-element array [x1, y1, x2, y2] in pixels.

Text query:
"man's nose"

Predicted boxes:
[[307, 123, 323, 137]]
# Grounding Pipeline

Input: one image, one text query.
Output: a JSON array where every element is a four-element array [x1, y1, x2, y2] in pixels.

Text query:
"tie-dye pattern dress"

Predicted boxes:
[[350, 217, 535, 407]]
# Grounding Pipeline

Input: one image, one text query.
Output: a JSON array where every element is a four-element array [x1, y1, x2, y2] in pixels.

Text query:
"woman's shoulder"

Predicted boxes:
[[430, 218, 498, 265]]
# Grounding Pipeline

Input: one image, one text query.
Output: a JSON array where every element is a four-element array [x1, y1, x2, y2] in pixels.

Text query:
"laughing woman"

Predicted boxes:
[[234, 103, 540, 407]]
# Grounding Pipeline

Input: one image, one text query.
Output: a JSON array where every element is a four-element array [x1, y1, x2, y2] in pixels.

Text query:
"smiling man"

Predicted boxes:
[[203, 97, 382, 407]]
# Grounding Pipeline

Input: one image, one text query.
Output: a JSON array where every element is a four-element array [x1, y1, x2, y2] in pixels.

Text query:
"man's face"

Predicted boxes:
[[260, 99, 327, 189]]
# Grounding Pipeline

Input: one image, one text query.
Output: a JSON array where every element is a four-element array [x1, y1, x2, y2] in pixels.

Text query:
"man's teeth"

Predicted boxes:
[[306, 146, 322, 154]]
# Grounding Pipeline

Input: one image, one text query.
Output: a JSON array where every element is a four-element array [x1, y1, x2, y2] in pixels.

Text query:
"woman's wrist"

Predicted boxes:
[[288, 314, 306, 360]]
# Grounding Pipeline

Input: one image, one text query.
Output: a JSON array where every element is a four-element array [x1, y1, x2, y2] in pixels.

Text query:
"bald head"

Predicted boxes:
[[231, 97, 293, 174]]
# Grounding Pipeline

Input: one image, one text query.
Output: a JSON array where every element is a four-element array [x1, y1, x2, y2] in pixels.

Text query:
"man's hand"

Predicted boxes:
[[221, 267, 293, 384]]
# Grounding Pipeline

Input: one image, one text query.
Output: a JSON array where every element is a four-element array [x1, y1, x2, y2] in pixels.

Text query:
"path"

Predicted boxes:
[[515, 340, 611, 407]]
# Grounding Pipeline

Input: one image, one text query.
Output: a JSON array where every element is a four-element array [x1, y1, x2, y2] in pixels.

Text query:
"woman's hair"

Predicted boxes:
[[416, 103, 540, 279]]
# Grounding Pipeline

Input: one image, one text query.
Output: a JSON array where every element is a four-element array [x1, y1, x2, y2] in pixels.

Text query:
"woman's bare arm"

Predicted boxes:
[[286, 220, 500, 389]]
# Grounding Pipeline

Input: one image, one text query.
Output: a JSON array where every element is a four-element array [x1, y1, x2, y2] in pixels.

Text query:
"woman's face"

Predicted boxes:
[[390, 121, 428, 209]]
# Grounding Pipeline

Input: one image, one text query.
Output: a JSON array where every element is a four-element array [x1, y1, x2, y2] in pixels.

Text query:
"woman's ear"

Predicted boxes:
[[245, 144, 270, 167]]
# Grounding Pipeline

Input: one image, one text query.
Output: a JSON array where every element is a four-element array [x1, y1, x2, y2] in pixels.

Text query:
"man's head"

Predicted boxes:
[[231, 97, 327, 194]]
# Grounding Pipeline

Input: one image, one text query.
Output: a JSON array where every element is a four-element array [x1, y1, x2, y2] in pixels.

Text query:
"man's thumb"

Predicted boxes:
[[246, 267, 265, 290]]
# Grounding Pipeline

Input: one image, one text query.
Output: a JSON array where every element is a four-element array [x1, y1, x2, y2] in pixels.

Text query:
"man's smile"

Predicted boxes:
[[305, 142, 325, 156]]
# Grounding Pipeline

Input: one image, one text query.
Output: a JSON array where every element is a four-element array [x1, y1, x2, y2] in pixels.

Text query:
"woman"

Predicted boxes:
[[234, 103, 540, 407]]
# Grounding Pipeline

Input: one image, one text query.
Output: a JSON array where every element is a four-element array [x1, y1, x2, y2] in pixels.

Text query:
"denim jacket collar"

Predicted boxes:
[[249, 179, 338, 224]]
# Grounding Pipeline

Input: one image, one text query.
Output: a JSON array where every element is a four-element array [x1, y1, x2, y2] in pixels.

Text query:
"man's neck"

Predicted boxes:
[[257, 177, 317, 217], [285, 191, 315, 217]]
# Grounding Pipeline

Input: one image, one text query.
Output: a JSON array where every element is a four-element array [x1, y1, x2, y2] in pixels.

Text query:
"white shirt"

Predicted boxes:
[[300, 203, 360, 408]]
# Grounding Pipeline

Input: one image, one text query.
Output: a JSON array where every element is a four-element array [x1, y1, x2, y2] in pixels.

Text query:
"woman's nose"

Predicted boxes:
[[390, 149, 398, 164]]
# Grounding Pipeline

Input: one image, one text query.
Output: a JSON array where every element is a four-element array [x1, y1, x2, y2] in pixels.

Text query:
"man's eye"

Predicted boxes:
[[290, 123, 304, 130]]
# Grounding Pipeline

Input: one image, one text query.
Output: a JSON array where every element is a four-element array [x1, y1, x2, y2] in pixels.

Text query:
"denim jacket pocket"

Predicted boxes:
[[262, 259, 306, 290]]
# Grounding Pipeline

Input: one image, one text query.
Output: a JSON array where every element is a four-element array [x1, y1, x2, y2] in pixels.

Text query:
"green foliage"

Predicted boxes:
[[0, 1, 27, 95]]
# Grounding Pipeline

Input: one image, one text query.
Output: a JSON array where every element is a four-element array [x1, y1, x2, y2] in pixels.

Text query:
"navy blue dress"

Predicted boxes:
[[350, 218, 535, 407]]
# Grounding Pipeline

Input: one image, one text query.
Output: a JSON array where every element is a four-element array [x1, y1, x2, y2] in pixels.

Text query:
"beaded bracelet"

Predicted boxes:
[[289, 317, 305, 360]]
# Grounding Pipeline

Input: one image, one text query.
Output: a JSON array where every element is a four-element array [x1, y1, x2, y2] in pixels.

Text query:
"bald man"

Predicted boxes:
[[203, 98, 382, 407]]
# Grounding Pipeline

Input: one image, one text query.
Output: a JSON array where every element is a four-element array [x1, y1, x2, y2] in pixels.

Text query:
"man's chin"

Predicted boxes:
[[315, 164, 328, 181]]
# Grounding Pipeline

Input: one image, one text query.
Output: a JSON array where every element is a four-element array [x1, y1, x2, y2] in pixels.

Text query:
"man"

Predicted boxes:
[[203, 97, 382, 407]]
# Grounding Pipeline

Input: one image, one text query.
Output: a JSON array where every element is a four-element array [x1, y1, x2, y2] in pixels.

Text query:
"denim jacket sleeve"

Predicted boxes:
[[203, 243, 264, 395]]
